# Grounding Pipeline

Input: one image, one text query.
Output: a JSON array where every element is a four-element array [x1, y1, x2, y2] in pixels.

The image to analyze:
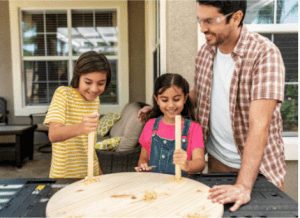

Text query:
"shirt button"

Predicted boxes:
[[162, 155, 165, 159], [163, 140, 167, 144]]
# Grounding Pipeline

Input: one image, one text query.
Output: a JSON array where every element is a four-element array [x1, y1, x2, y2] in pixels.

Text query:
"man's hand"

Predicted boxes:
[[137, 105, 152, 122], [208, 184, 251, 212]]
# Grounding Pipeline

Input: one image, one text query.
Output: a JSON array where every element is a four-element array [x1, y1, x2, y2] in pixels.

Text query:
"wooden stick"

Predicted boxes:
[[87, 131, 95, 178], [175, 115, 181, 180]]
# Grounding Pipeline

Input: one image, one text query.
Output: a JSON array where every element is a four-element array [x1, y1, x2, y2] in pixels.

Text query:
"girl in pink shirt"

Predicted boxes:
[[136, 73, 205, 175]]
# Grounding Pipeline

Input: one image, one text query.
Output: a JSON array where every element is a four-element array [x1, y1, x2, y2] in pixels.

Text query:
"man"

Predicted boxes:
[[193, 0, 285, 212]]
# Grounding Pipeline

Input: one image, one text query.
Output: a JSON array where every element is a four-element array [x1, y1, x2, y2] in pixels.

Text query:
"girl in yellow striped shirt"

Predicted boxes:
[[44, 51, 111, 178]]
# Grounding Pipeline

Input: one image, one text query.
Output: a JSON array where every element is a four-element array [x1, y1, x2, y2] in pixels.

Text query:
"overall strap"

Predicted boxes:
[[182, 118, 191, 137], [153, 116, 162, 131]]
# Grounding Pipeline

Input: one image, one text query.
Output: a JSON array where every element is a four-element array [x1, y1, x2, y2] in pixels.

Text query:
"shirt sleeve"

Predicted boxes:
[[44, 86, 67, 126], [138, 119, 155, 157], [187, 121, 205, 160], [251, 44, 285, 102]]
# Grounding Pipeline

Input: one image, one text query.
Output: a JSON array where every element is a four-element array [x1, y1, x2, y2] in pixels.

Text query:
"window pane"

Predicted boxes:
[[22, 10, 68, 56], [71, 10, 118, 56], [245, 0, 274, 24], [101, 59, 118, 104], [24, 61, 68, 105], [45, 11, 68, 56], [276, 0, 298, 23], [281, 84, 298, 131], [22, 11, 45, 56], [274, 33, 298, 82]]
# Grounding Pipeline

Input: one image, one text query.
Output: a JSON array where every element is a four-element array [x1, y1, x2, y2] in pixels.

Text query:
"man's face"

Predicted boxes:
[[196, 4, 235, 47]]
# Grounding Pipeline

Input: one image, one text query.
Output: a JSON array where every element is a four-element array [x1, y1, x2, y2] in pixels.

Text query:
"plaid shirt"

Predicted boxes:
[[194, 26, 286, 187]]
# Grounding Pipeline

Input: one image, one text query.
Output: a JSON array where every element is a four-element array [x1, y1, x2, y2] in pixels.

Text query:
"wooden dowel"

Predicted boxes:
[[175, 115, 181, 180], [87, 131, 95, 178]]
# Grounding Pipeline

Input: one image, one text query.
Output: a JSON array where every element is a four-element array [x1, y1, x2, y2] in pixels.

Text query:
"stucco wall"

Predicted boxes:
[[166, 0, 197, 85], [0, 1, 14, 123], [128, 0, 146, 102]]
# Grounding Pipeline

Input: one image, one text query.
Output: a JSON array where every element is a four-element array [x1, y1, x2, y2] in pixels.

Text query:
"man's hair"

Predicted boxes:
[[196, 0, 247, 27]]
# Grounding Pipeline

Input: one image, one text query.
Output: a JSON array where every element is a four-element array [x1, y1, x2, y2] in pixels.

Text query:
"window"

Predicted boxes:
[[9, 1, 129, 115], [245, 0, 298, 133]]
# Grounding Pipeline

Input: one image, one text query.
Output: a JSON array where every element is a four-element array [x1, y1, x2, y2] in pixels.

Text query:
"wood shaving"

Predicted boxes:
[[143, 191, 157, 201], [83, 176, 100, 185], [111, 194, 137, 199]]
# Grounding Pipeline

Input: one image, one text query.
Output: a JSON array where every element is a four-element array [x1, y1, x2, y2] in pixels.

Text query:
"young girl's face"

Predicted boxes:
[[155, 85, 187, 124], [78, 71, 107, 101]]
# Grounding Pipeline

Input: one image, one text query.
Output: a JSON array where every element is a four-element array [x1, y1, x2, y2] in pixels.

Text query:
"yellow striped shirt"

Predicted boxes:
[[44, 86, 100, 178]]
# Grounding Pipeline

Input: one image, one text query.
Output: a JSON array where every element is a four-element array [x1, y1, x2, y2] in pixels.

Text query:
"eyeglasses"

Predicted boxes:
[[197, 12, 234, 26]]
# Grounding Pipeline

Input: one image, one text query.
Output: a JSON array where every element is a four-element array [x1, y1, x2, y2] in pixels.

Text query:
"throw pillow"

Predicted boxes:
[[95, 137, 121, 150], [97, 113, 121, 137], [110, 102, 144, 152]]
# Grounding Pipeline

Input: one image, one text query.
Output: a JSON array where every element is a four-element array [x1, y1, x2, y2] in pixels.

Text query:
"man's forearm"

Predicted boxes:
[[236, 99, 277, 190], [236, 127, 268, 190]]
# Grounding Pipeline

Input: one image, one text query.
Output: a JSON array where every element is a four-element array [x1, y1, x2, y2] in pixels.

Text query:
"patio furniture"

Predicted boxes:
[[0, 125, 36, 167], [29, 113, 51, 153], [0, 97, 9, 125]]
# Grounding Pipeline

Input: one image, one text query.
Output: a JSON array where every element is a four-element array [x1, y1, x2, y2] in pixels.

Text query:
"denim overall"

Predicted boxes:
[[149, 116, 191, 175]]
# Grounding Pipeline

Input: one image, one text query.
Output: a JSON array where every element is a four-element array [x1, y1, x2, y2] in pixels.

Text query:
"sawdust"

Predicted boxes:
[[186, 213, 209, 218], [143, 191, 157, 201]]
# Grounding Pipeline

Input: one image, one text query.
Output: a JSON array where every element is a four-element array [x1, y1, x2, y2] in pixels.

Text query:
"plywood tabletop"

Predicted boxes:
[[46, 172, 223, 218]]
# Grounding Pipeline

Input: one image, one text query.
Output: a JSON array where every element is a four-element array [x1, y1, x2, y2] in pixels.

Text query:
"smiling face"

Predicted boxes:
[[77, 71, 107, 101], [155, 85, 187, 124], [196, 4, 237, 48]]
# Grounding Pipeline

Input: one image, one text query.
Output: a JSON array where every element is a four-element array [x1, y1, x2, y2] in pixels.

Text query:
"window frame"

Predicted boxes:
[[9, 0, 129, 116]]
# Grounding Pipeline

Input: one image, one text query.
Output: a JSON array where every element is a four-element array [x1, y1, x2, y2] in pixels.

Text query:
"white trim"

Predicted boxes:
[[283, 137, 298, 160], [246, 24, 298, 33], [144, 0, 156, 105], [159, 0, 166, 74], [9, 1, 129, 115]]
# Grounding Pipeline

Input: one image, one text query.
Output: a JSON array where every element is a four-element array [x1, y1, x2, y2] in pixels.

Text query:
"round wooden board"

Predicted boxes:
[[46, 172, 223, 218]]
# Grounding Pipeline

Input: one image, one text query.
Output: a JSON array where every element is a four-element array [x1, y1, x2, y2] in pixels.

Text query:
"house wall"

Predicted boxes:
[[128, 0, 146, 103], [166, 0, 197, 85]]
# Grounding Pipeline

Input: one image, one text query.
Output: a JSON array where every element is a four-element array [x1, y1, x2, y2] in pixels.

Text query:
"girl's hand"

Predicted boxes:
[[80, 112, 99, 135], [173, 149, 189, 172], [134, 163, 153, 172]]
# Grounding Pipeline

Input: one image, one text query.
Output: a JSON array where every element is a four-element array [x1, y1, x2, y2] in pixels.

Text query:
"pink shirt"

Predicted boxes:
[[139, 118, 204, 160]]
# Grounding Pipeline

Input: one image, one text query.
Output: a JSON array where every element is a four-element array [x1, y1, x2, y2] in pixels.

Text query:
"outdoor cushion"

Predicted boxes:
[[95, 137, 121, 150], [110, 102, 144, 152], [97, 112, 121, 137]]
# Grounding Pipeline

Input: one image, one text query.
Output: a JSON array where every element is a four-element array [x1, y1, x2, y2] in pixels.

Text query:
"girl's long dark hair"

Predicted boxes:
[[70, 51, 112, 89], [150, 73, 195, 120]]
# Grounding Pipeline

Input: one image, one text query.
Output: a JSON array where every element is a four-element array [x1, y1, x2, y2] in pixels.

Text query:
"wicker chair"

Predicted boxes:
[[96, 102, 147, 174], [97, 146, 141, 174]]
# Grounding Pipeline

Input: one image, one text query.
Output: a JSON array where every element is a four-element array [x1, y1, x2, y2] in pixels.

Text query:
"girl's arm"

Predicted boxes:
[[48, 113, 99, 143], [173, 148, 205, 173]]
